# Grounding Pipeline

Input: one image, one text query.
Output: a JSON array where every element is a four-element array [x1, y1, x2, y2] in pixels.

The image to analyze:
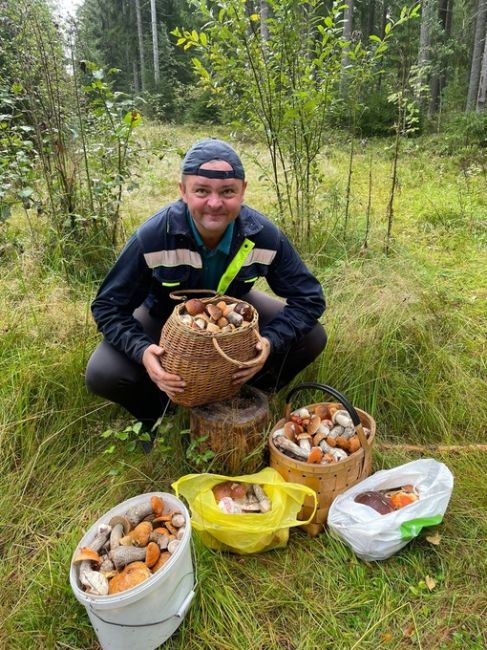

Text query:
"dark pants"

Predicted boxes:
[[85, 290, 326, 426]]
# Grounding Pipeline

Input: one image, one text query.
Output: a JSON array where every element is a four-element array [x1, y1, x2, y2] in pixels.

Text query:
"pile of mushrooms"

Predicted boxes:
[[212, 481, 271, 514], [72, 496, 186, 596], [179, 299, 254, 334], [272, 405, 371, 464]]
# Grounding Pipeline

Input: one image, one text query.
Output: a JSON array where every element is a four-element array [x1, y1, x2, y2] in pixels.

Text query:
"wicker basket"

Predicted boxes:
[[160, 291, 266, 407], [269, 383, 376, 537]]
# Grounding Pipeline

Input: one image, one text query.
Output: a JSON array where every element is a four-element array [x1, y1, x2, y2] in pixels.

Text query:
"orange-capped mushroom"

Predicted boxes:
[[151, 495, 164, 517], [145, 542, 161, 568], [108, 562, 151, 594], [73, 546, 102, 565], [119, 521, 152, 547], [389, 492, 418, 510], [151, 551, 171, 573], [307, 447, 323, 464]]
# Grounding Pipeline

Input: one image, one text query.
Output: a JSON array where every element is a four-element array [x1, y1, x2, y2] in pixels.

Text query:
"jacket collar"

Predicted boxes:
[[166, 199, 264, 239]]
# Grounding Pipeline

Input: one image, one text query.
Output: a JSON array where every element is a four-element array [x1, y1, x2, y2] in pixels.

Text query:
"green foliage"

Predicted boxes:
[[443, 111, 487, 150], [101, 420, 151, 454], [1, 124, 487, 649], [173, 0, 418, 249]]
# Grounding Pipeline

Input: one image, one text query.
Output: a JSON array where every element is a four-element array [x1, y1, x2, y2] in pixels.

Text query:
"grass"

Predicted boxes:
[[0, 123, 486, 649]]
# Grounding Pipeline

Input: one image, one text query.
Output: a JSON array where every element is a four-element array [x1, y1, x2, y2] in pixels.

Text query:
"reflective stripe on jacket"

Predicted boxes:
[[91, 199, 326, 363]]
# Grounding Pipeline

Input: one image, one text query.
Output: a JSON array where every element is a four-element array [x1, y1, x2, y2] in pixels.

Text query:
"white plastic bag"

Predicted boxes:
[[327, 459, 454, 561]]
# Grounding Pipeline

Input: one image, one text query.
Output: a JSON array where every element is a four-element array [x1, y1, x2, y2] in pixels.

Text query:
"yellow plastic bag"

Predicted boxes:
[[172, 467, 317, 554]]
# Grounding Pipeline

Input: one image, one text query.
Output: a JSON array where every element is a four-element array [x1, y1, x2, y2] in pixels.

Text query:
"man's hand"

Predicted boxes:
[[142, 344, 186, 399], [232, 337, 271, 387]]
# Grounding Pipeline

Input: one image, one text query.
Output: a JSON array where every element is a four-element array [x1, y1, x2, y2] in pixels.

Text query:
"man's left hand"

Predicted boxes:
[[232, 336, 271, 386]]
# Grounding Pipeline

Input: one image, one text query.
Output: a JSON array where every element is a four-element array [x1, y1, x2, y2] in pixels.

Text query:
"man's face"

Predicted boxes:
[[179, 161, 247, 245]]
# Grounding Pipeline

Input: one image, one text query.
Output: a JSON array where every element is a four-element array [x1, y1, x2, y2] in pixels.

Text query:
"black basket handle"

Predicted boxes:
[[284, 382, 370, 450]]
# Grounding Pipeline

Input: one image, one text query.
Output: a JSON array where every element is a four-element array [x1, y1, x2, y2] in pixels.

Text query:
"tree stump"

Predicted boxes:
[[189, 386, 270, 474]]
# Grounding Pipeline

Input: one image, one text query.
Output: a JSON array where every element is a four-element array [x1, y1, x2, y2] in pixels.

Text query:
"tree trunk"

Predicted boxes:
[[367, 0, 376, 39], [416, 0, 436, 107], [340, 0, 354, 95], [477, 19, 487, 111], [467, 0, 487, 111], [260, 0, 269, 41], [135, 0, 145, 92], [429, 0, 452, 116], [150, 0, 160, 86]]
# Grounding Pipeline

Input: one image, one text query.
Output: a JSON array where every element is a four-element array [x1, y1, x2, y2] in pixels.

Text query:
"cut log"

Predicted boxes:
[[189, 386, 270, 474]]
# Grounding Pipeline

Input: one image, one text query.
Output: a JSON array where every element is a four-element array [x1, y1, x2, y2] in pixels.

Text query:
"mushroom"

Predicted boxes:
[[151, 551, 171, 573], [328, 425, 344, 439], [274, 436, 309, 460], [109, 515, 131, 549], [332, 409, 354, 428], [109, 545, 146, 569], [119, 521, 152, 547], [306, 414, 321, 435], [251, 484, 271, 513], [307, 447, 323, 464], [145, 542, 161, 568], [79, 563, 109, 595], [206, 304, 223, 321], [73, 546, 102, 565], [314, 404, 329, 419], [176, 527, 186, 541], [185, 298, 205, 316], [149, 531, 170, 551], [125, 502, 153, 527], [296, 432, 312, 453], [348, 436, 361, 454], [167, 540, 180, 555], [150, 496, 164, 517], [227, 311, 243, 327], [90, 525, 112, 553], [234, 302, 253, 321], [283, 421, 297, 440], [108, 562, 151, 594], [172, 514, 185, 528]]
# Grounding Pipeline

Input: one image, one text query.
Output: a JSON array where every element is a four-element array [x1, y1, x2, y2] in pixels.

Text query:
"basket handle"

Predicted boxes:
[[169, 289, 219, 301], [212, 330, 267, 368], [284, 382, 370, 451]]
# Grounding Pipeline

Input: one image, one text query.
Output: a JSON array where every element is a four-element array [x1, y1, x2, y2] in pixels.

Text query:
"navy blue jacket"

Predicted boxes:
[[91, 199, 325, 363]]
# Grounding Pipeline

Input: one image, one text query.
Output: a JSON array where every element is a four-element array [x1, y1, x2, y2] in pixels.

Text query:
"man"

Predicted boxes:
[[86, 138, 326, 439]]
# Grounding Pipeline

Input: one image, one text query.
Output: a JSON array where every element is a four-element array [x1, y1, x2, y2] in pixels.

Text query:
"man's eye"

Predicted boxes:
[[223, 189, 236, 197], [195, 189, 208, 196]]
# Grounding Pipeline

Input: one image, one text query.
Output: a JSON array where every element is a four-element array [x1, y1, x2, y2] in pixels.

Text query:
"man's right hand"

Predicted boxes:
[[141, 344, 186, 399]]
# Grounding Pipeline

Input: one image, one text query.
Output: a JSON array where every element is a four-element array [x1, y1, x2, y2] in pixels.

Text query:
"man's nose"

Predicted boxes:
[[207, 192, 223, 209]]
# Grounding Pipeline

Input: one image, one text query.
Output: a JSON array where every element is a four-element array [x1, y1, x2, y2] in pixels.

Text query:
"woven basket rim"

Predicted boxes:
[[171, 295, 258, 340], [268, 402, 375, 471]]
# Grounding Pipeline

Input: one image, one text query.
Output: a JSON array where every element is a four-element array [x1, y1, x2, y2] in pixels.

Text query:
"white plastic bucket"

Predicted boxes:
[[70, 492, 195, 650]]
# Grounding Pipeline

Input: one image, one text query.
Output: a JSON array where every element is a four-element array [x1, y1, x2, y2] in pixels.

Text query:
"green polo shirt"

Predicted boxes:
[[186, 210, 234, 290]]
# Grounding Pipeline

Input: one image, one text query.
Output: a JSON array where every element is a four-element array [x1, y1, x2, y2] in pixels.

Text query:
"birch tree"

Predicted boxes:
[[477, 17, 487, 110], [150, 0, 160, 86], [467, 0, 487, 111], [135, 0, 145, 92], [340, 0, 354, 95]]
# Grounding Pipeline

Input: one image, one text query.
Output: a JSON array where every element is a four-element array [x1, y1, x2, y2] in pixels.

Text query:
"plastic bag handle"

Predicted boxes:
[[169, 289, 219, 302], [212, 330, 266, 368], [284, 382, 370, 451]]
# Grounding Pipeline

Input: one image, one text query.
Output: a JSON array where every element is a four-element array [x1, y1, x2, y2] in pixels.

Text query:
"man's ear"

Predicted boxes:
[[179, 181, 187, 202]]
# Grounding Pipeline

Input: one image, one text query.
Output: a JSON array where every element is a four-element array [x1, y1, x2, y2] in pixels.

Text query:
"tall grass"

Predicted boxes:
[[1, 125, 486, 649]]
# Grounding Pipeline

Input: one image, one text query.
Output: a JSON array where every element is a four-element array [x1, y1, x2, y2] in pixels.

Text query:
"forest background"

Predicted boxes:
[[0, 0, 486, 648]]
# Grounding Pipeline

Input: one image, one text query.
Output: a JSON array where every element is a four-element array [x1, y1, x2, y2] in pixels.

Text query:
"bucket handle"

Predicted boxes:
[[284, 382, 370, 451], [87, 539, 199, 628], [212, 330, 267, 368]]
